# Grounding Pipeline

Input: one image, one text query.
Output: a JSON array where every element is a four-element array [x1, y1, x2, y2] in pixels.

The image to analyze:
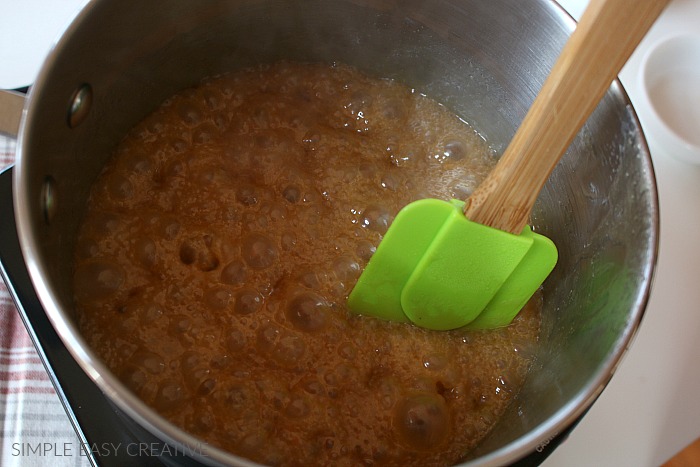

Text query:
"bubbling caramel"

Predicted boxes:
[[73, 62, 540, 466]]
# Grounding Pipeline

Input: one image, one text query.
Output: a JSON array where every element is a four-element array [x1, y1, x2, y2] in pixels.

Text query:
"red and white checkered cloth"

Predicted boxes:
[[0, 135, 89, 466]]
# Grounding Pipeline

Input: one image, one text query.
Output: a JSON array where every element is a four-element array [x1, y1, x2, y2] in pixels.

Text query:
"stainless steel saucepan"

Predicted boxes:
[[0, 0, 658, 465]]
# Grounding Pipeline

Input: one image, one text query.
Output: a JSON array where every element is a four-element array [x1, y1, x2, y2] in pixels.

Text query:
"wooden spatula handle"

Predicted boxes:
[[463, 0, 669, 234]]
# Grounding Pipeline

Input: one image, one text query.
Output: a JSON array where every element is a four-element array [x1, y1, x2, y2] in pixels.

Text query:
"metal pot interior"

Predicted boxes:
[[14, 0, 658, 465]]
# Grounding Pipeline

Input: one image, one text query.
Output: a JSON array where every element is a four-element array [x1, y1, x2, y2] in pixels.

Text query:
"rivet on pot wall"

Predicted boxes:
[[67, 83, 92, 128], [41, 176, 57, 224]]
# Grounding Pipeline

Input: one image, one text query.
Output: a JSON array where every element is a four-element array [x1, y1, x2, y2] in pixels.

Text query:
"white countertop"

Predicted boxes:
[[2, 1, 700, 466]]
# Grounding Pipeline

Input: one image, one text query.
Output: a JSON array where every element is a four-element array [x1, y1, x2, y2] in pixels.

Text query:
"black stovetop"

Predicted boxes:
[[0, 166, 574, 467]]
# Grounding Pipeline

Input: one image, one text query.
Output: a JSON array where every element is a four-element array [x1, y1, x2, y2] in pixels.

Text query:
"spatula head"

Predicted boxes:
[[347, 199, 557, 330]]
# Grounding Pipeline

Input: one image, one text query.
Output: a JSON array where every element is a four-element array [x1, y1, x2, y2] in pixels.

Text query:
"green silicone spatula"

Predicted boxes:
[[348, 0, 669, 331]]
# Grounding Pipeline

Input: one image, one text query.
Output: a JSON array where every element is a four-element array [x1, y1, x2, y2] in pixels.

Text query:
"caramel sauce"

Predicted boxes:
[[73, 62, 540, 466]]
